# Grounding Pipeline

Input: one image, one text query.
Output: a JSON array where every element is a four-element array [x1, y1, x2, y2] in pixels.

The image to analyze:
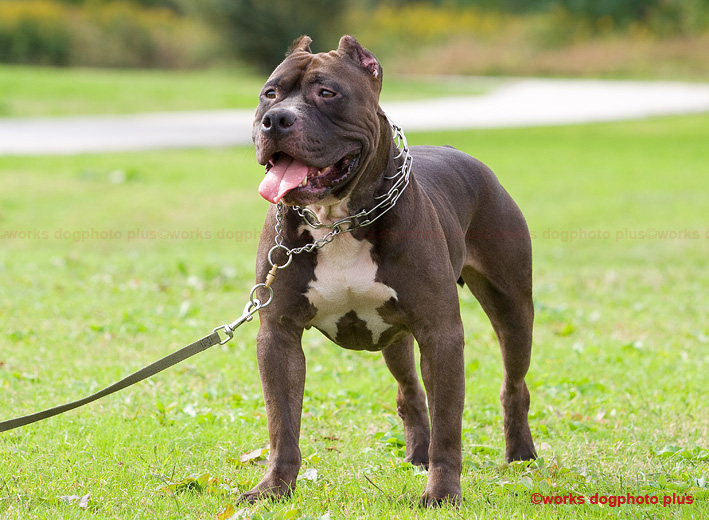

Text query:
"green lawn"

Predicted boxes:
[[1, 114, 708, 519], [0, 66, 265, 117], [0, 65, 490, 117]]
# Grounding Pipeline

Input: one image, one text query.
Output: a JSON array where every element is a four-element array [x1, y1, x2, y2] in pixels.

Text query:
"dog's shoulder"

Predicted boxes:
[[410, 145, 498, 201]]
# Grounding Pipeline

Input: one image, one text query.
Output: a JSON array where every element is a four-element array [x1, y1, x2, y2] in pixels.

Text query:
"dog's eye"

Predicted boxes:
[[263, 89, 276, 99], [319, 89, 336, 99]]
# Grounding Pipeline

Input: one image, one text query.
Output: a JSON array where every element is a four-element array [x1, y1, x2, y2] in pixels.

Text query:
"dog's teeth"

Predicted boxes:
[[301, 178, 307, 186]]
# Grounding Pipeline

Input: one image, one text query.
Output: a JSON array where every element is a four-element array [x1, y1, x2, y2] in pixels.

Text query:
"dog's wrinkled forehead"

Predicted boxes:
[[266, 35, 383, 98]]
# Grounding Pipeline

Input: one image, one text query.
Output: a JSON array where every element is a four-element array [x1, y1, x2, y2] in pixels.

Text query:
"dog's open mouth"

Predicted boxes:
[[258, 152, 360, 204]]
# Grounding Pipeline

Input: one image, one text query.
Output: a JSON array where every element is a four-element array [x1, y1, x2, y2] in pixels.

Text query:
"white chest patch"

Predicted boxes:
[[304, 227, 397, 346]]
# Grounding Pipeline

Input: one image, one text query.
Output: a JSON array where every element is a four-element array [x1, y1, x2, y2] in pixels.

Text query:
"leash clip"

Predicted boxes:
[[214, 301, 258, 345]]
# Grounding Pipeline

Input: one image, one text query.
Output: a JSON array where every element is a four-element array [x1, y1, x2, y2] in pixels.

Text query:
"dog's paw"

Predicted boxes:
[[238, 479, 294, 504], [419, 465, 462, 508], [419, 489, 462, 508], [505, 438, 537, 463]]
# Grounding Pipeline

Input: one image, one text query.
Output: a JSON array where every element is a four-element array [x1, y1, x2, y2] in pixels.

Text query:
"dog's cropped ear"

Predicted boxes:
[[287, 35, 313, 56], [337, 35, 383, 82]]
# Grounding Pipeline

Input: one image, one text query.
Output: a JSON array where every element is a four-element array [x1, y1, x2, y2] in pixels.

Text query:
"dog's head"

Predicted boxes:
[[253, 35, 386, 207]]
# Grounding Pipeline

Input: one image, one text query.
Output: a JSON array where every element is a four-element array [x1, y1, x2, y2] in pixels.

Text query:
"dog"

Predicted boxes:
[[244, 35, 536, 506]]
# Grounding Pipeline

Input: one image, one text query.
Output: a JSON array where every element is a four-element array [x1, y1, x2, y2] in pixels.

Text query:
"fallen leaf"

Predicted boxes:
[[159, 473, 221, 495], [59, 493, 91, 508], [298, 468, 318, 482], [217, 503, 235, 520], [232, 446, 270, 466]]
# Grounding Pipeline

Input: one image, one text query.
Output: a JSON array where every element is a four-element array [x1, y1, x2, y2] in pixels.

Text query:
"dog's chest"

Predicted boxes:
[[304, 231, 398, 350]]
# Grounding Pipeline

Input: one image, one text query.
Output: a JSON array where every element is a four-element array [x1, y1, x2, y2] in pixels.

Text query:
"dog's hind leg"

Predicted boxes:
[[382, 335, 431, 467], [461, 209, 536, 463]]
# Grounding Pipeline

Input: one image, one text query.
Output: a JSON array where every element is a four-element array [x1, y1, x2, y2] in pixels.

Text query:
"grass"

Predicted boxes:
[[0, 65, 490, 117], [0, 66, 265, 117], [1, 113, 708, 519]]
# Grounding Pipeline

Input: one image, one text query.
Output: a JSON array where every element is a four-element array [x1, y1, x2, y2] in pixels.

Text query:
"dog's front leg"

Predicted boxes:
[[417, 322, 465, 507], [240, 322, 306, 502]]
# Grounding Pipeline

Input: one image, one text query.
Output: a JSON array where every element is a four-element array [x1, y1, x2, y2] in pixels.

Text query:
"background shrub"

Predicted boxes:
[[189, 0, 348, 74], [1, 0, 709, 73], [0, 0, 218, 68], [0, 1, 71, 65]]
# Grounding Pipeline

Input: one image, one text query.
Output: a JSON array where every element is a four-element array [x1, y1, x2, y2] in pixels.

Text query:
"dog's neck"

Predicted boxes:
[[293, 115, 408, 232], [305, 196, 353, 228]]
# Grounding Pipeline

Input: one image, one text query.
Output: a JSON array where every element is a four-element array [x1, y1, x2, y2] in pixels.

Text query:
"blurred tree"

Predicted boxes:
[[553, 0, 653, 23], [550, 0, 709, 33], [186, 0, 347, 73], [54, 0, 184, 12], [647, 0, 709, 34], [359, 0, 709, 33], [362, 0, 554, 13]]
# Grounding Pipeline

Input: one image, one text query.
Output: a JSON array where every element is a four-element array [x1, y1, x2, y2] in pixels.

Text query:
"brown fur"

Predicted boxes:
[[243, 35, 536, 507]]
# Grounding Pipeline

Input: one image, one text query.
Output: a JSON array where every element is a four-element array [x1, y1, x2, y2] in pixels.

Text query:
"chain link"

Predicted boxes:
[[292, 116, 412, 232]]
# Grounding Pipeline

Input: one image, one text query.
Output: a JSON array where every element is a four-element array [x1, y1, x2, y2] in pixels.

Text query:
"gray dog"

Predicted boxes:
[[244, 35, 536, 506]]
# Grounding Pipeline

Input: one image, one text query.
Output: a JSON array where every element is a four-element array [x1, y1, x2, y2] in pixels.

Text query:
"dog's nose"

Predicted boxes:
[[261, 108, 297, 137]]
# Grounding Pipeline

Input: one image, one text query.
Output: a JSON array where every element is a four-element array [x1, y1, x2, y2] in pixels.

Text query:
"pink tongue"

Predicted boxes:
[[258, 156, 311, 203]]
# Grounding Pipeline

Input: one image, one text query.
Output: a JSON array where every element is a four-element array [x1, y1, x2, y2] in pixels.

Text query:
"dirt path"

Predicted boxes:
[[2, 78, 709, 155]]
